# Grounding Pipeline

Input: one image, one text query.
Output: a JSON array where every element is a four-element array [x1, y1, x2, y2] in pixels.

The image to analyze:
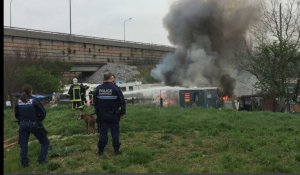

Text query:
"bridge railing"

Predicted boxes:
[[4, 26, 175, 49]]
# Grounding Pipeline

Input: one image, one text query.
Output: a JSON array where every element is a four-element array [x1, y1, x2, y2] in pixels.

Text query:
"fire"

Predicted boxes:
[[222, 96, 229, 101], [154, 92, 178, 107], [164, 98, 176, 106]]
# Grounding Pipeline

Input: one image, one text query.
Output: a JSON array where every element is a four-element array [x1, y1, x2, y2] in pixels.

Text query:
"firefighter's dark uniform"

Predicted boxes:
[[68, 83, 83, 109], [80, 84, 89, 105], [15, 96, 49, 167], [93, 82, 126, 154]]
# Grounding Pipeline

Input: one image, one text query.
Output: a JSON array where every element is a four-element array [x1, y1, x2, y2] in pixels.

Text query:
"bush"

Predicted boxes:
[[137, 66, 160, 84], [19, 66, 63, 94]]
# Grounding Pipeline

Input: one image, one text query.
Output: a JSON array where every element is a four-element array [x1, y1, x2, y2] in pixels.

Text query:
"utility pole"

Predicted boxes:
[[10, 0, 13, 27]]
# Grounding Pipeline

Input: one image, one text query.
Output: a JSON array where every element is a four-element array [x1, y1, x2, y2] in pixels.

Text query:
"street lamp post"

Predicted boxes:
[[123, 17, 132, 42], [10, 0, 13, 27], [69, 0, 72, 35]]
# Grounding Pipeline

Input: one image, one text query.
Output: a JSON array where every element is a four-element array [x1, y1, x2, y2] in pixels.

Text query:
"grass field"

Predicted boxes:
[[3, 105, 300, 173]]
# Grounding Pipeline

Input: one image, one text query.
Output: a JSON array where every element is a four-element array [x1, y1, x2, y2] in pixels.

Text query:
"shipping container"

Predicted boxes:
[[179, 87, 220, 108]]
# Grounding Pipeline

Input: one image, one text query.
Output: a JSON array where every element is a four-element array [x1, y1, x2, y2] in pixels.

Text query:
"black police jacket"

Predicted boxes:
[[15, 96, 46, 122], [93, 82, 126, 116]]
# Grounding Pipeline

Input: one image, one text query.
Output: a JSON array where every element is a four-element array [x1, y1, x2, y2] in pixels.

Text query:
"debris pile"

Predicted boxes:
[[85, 63, 140, 83]]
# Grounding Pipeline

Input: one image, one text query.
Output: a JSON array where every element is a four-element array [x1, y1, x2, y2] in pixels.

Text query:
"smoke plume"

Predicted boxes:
[[151, 0, 259, 96]]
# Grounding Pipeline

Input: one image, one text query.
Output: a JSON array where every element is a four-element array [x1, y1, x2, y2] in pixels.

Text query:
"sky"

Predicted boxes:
[[3, 0, 176, 46]]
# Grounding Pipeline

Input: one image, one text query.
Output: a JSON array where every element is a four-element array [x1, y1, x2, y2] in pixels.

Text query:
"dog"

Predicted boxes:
[[79, 113, 96, 134], [291, 103, 300, 113]]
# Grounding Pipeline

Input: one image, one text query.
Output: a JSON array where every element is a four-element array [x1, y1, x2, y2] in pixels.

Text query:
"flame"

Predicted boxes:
[[222, 96, 229, 101], [155, 92, 178, 107], [164, 98, 176, 106]]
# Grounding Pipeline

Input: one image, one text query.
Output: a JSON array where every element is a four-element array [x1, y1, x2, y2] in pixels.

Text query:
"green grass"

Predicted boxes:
[[4, 105, 300, 173]]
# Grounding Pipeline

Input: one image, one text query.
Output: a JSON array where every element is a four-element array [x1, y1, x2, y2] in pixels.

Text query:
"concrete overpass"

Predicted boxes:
[[4, 26, 175, 79]]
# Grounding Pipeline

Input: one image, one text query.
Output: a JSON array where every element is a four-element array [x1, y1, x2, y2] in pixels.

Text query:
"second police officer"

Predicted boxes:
[[93, 71, 126, 156], [15, 84, 50, 167]]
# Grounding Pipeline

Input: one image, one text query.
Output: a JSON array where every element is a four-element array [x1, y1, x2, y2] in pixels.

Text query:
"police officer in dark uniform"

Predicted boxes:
[[15, 84, 49, 167], [111, 74, 126, 117], [93, 72, 126, 156]]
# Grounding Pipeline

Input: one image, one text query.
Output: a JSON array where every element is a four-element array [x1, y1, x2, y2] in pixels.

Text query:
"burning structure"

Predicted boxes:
[[151, 0, 259, 98], [122, 86, 220, 108], [179, 87, 220, 108], [123, 86, 183, 106]]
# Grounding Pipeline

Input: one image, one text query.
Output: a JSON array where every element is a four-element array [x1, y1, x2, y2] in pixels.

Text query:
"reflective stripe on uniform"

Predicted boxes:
[[97, 96, 118, 100], [18, 99, 33, 105]]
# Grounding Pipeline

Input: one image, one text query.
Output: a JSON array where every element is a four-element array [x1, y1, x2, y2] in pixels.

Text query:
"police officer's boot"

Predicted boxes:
[[97, 149, 104, 156], [114, 150, 122, 155], [21, 159, 29, 168], [22, 163, 29, 168]]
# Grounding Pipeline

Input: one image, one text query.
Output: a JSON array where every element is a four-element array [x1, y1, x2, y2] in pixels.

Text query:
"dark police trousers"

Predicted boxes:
[[72, 101, 83, 109], [98, 111, 120, 152], [19, 121, 49, 165]]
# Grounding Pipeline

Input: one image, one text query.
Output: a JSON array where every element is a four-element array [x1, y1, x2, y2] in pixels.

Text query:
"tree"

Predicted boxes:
[[138, 66, 160, 84], [35, 60, 72, 79], [244, 42, 299, 97], [238, 0, 300, 100], [3, 55, 23, 101], [4, 46, 72, 101], [19, 66, 63, 94]]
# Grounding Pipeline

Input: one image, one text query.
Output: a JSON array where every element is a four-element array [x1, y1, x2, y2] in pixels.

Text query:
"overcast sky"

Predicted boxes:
[[4, 0, 176, 46]]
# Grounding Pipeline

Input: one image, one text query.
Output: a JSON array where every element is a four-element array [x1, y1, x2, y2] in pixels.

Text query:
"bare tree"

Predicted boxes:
[[250, 0, 300, 48], [3, 46, 70, 102], [4, 46, 40, 101], [237, 0, 300, 101], [4, 54, 22, 101]]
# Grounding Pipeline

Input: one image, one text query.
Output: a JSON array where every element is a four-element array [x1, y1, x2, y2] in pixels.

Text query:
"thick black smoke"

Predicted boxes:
[[151, 0, 259, 96]]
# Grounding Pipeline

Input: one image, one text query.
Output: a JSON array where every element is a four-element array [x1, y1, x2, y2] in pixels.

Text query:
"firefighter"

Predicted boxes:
[[80, 83, 89, 105], [93, 72, 126, 156], [68, 78, 84, 110], [160, 97, 164, 108], [15, 84, 49, 167]]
